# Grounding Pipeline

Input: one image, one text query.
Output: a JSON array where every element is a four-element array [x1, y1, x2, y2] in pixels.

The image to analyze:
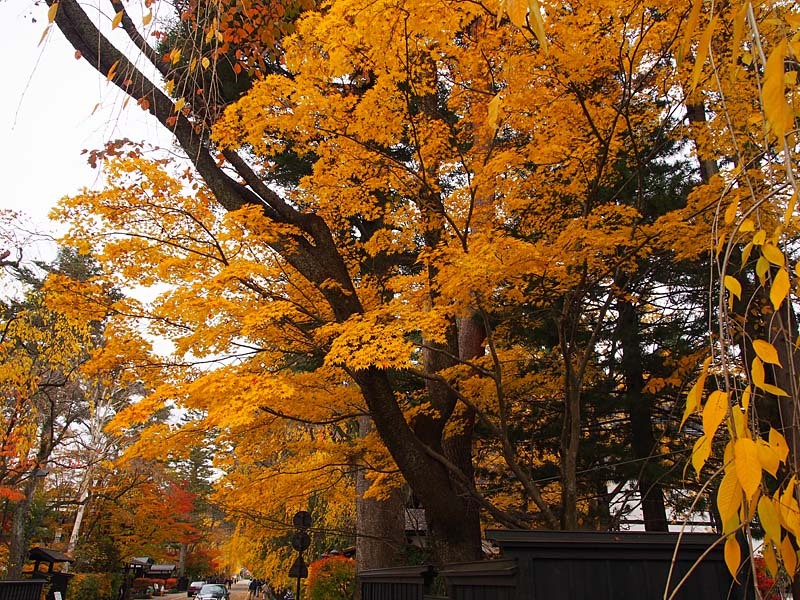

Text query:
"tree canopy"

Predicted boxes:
[[5, 0, 800, 591]]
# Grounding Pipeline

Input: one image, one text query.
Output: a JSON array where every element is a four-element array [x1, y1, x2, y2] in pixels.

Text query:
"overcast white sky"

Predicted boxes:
[[0, 0, 171, 262]]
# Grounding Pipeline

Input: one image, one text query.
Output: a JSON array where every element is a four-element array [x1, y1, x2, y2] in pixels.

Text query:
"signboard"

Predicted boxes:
[[288, 556, 308, 579]]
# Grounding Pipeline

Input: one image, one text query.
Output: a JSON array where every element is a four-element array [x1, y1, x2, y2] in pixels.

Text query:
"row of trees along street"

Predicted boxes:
[[0, 235, 226, 581], [3, 0, 800, 595]]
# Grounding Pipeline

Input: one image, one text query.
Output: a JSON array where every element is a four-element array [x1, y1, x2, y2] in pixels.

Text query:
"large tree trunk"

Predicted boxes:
[[558, 295, 582, 530], [352, 368, 482, 564], [617, 296, 668, 531], [355, 417, 406, 571], [8, 475, 38, 578]]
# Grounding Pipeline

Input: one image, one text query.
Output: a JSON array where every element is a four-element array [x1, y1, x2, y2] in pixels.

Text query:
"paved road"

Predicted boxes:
[[162, 580, 250, 600]]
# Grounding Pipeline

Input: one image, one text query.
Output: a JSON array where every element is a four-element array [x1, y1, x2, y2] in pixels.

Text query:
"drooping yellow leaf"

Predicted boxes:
[[740, 242, 753, 267], [730, 405, 745, 439], [142, 9, 152, 26], [112, 10, 124, 29], [717, 467, 742, 528], [762, 243, 785, 267], [681, 356, 711, 429], [174, 97, 186, 112], [487, 94, 502, 133], [753, 229, 767, 245], [751, 356, 765, 387], [734, 437, 762, 498], [757, 439, 780, 477], [764, 539, 779, 577], [781, 482, 800, 538], [763, 382, 790, 397], [770, 428, 790, 463], [692, 434, 711, 476], [724, 198, 739, 225], [763, 39, 793, 138], [724, 536, 741, 580], [753, 339, 782, 366], [702, 390, 728, 440], [165, 79, 175, 96], [760, 495, 782, 544], [201, 57, 211, 70], [724, 275, 741, 300], [740, 385, 751, 414], [678, 0, 704, 65], [690, 16, 716, 90], [717, 233, 727, 263], [785, 192, 797, 226], [526, 0, 548, 53], [503, 0, 528, 28], [741, 219, 756, 232], [730, 4, 747, 82], [47, 2, 58, 23], [770, 267, 790, 310], [781, 536, 797, 574]]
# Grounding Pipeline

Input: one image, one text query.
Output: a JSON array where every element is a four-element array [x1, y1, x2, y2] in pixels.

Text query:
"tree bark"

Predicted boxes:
[[7, 475, 38, 579], [355, 417, 406, 571], [617, 296, 668, 531]]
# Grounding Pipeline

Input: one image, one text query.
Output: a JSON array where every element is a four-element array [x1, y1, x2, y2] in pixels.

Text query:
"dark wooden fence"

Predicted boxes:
[[359, 531, 754, 600], [361, 564, 436, 600], [0, 579, 46, 600]]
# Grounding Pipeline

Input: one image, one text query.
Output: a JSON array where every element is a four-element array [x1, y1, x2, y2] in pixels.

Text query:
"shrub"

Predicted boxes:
[[307, 555, 355, 600], [70, 572, 117, 600]]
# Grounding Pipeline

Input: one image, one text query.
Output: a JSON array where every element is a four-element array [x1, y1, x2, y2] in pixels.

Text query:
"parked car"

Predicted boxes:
[[187, 581, 206, 597], [196, 583, 230, 600]]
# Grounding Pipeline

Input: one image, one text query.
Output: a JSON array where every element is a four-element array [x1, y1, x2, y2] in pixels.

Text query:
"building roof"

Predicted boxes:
[[28, 547, 74, 563], [149, 565, 176, 573]]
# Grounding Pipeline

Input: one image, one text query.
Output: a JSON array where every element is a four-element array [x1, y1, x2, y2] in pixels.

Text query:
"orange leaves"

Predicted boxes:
[[324, 311, 416, 371]]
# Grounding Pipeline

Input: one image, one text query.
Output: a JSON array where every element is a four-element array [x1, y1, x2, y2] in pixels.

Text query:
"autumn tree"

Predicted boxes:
[[42, 0, 721, 569]]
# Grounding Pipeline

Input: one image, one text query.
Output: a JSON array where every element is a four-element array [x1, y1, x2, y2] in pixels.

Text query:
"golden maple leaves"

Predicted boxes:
[[45, 0, 800, 585]]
